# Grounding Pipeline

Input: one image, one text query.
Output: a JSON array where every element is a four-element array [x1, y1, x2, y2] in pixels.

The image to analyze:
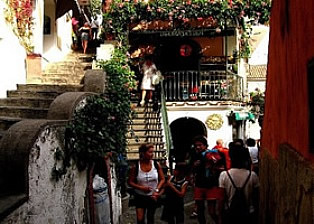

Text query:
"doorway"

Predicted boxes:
[[170, 117, 207, 164]]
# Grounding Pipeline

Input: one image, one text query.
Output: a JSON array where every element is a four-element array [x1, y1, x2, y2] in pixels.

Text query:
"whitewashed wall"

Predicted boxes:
[[0, 1, 27, 98], [2, 125, 87, 224], [43, 0, 72, 66], [167, 105, 242, 148]]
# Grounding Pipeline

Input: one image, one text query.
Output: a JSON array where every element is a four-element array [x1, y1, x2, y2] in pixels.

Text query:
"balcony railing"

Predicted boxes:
[[163, 70, 243, 102]]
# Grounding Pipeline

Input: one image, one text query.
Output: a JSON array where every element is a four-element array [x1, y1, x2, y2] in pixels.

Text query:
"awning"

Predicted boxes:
[[234, 112, 255, 121]]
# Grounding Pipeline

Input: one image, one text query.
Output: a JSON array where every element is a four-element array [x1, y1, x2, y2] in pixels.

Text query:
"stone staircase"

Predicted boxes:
[[0, 84, 84, 141], [127, 103, 167, 161], [36, 52, 94, 85], [0, 49, 167, 161], [0, 51, 95, 141]]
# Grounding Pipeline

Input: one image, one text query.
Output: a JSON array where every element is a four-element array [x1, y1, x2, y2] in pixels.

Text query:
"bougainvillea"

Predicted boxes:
[[103, 0, 271, 57], [4, 0, 34, 53]]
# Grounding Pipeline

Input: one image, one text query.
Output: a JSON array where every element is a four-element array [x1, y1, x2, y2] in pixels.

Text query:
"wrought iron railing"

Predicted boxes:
[[163, 70, 243, 102], [160, 79, 173, 161]]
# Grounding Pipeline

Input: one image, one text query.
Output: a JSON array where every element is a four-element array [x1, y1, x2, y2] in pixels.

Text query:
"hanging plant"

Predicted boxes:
[[4, 0, 34, 53], [102, 0, 271, 57]]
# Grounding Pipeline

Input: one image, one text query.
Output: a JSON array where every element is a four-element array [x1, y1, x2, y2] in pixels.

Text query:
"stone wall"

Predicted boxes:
[[259, 144, 314, 224], [2, 123, 87, 224]]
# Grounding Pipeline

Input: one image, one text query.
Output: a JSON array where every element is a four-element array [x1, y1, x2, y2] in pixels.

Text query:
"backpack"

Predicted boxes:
[[226, 170, 251, 221], [201, 149, 225, 186]]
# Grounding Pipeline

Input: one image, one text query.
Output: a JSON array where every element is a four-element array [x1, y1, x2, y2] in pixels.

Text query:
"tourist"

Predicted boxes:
[[219, 144, 260, 224], [128, 143, 165, 224], [191, 135, 225, 224], [79, 22, 91, 54], [140, 55, 158, 106]]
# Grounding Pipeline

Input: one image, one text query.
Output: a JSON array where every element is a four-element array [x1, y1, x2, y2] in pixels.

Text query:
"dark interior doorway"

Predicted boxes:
[[170, 117, 207, 164]]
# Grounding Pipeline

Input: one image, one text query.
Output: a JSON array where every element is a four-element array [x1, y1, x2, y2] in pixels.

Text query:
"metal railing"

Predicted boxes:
[[160, 79, 173, 161], [163, 70, 243, 101]]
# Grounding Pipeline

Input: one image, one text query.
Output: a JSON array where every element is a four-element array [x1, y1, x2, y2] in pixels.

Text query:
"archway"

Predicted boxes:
[[170, 117, 207, 164]]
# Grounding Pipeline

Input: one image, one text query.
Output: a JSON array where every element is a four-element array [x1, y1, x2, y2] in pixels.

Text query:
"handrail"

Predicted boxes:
[[160, 79, 173, 162]]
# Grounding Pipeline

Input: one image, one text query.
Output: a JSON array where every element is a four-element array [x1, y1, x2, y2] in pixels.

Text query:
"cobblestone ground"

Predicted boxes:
[[120, 186, 215, 224]]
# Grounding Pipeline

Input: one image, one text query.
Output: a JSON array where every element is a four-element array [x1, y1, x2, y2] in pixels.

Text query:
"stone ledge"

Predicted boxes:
[[0, 193, 27, 222]]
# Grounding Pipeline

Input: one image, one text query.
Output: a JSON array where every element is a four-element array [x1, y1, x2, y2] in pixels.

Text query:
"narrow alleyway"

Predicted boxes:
[[121, 186, 215, 224]]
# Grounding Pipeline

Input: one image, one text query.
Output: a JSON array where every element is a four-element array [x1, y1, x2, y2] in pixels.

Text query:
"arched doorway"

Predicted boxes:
[[170, 117, 207, 164]]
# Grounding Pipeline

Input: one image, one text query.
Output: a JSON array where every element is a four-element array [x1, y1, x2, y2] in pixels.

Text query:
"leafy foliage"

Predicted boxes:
[[249, 88, 265, 126], [102, 0, 271, 57], [65, 45, 136, 174]]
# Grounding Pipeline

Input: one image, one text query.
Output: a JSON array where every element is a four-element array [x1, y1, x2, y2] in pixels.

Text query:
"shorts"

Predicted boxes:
[[134, 193, 157, 209], [161, 203, 184, 223], [194, 186, 224, 201], [81, 32, 89, 41]]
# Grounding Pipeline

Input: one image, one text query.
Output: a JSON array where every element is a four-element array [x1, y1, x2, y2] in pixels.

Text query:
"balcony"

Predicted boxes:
[[163, 70, 243, 102]]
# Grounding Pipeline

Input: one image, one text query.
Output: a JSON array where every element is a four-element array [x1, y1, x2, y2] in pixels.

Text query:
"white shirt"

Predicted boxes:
[[219, 168, 259, 213], [248, 146, 259, 164], [135, 160, 158, 196]]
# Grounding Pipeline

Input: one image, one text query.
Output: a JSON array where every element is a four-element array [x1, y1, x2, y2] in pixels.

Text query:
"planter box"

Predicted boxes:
[[26, 55, 42, 83]]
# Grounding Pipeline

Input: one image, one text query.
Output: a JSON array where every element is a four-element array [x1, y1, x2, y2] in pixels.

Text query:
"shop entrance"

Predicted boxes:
[[170, 117, 207, 164]]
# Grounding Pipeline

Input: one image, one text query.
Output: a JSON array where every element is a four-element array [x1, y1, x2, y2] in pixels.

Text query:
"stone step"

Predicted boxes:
[[127, 129, 163, 137], [127, 136, 164, 144], [129, 123, 162, 130], [129, 119, 161, 124], [16, 84, 83, 93], [127, 142, 165, 150], [132, 113, 160, 119], [0, 106, 48, 119], [126, 149, 167, 160], [41, 73, 85, 81], [0, 116, 22, 131], [7, 90, 62, 99], [0, 97, 53, 108], [40, 77, 83, 85]]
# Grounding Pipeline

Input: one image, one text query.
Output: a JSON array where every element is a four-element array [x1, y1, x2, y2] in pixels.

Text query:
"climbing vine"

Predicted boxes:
[[52, 45, 136, 185], [4, 0, 34, 53]]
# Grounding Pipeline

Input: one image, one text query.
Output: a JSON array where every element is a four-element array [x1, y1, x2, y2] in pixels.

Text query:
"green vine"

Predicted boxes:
[[102, 0, 271, 57], [52, 45, 136, 190]]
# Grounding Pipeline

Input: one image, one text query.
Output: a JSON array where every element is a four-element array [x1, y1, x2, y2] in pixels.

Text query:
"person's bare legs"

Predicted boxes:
[[140, 90, 147, 106], [148, 90, 153, 102], [136, 208, 145, 224], [83, 40, 88, 54], [207, 200, 222, 224]]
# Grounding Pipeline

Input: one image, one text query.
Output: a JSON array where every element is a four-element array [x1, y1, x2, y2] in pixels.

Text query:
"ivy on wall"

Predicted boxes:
[[52, 45, 136, 185]]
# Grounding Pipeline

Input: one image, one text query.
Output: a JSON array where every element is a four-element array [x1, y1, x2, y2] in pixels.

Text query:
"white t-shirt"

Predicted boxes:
[[134, 160, 158, 196], [219, 168, 259, 213], [248, 146, 259, 164]]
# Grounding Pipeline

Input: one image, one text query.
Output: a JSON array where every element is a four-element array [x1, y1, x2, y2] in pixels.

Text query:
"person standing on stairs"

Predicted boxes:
[[140, 55, 158, 106], [79, 22, 91, 54]]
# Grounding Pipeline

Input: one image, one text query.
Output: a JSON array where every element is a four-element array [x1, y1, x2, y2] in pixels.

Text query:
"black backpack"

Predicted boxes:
[[226, 170, 251, 222]]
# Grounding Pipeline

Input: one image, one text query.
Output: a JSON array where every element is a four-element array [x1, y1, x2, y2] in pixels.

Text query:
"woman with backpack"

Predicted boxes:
[[128, 143, 165, 224], [218, 143, 260, 224]]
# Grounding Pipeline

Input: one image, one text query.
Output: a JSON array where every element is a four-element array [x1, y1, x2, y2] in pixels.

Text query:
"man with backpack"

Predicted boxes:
[[219, 143, 260, 224], [191, 135, 226, 224]]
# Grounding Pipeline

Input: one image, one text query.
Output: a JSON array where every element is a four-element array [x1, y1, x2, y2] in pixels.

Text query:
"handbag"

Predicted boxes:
[[152, 70, 162, 85]]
